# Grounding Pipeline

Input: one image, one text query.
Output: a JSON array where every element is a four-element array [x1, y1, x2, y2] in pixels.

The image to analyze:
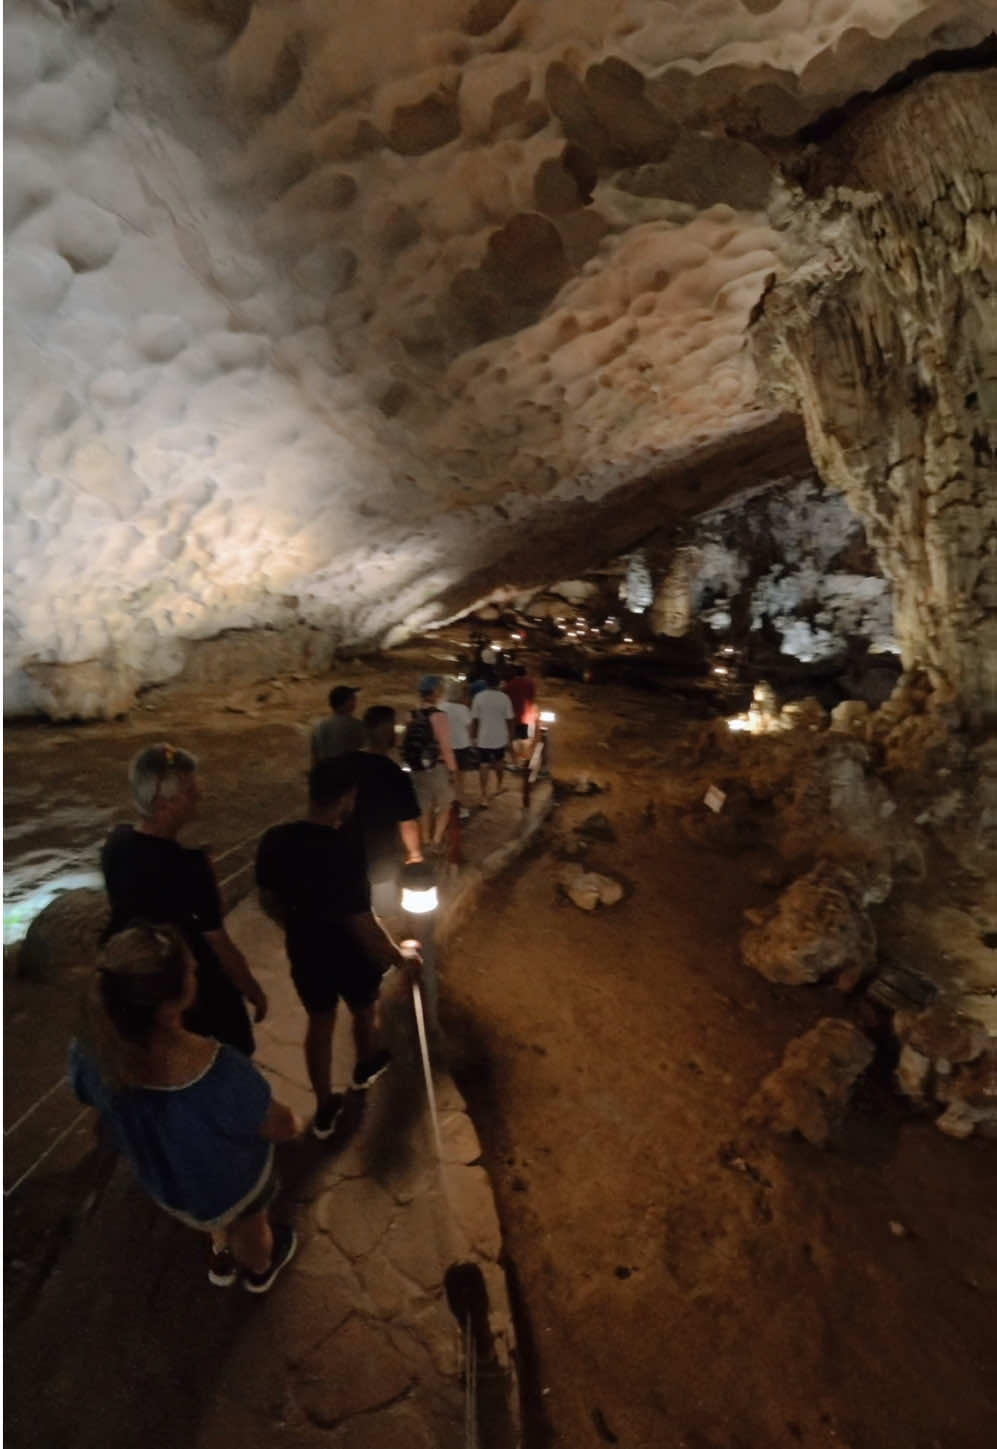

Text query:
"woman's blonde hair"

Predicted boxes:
[[86, 923, 190, 1086]]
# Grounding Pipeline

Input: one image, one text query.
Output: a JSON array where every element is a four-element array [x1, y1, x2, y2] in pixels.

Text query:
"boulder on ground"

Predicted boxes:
[[740, 861, 876, 988], [556, 864, 624, 911], [744, 1018, 875, 1146], [17, 887, 109, 980]]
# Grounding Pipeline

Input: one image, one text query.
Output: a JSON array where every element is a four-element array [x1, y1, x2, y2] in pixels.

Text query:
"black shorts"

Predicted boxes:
[[290, 950, 383, 1016], [455, 746, 478, 772], [478, 745, 506, 765]]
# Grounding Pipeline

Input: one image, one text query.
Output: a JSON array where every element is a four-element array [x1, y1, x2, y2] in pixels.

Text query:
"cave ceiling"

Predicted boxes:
[[4, 0, 995, 714]]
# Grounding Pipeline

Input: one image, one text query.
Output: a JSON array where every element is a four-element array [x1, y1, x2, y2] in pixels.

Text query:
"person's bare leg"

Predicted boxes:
[[352, 999, 382, 1063], [305, 1011, 336, 1110], [421, 809, 433, 845], [494, 758, 505, 793], [210, 1228, 228, 1254], [432, 801, 450, 846], [478, 764, 490, 804], [226, 1208, 273, 1276]]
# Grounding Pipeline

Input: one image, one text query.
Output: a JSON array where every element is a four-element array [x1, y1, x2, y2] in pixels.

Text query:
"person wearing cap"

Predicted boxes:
[[311, 685, 365, 763], [101, 743, 268, 1057], [403, 676, 458, 852]]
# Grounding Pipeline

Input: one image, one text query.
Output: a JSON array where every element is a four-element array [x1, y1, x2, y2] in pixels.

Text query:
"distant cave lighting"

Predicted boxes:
[[713, 666, 729, 677], [457, 673, 467, 681], [727, 716, 753, 732], [623, 635, 634, 644], [539, 710, 557, 724], [510, 632, 523, 641]]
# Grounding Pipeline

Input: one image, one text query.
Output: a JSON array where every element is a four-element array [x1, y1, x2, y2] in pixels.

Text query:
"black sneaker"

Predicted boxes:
[[311, 1093, 345, 1141], [208, 1248, 238, 1287], [243, 1225, 298, 1295], [351, 1049, 392, 1091]]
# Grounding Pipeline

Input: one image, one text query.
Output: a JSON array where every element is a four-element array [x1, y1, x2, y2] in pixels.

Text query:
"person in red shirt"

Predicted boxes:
[[503, 665, 537, 766]]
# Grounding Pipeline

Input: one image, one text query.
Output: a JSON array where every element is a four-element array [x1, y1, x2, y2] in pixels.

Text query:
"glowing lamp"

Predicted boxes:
[[401, 859, 438, 914], [402, 884, 438, 914], [539, 710, 556, 724], [727, 717, 751, 732]]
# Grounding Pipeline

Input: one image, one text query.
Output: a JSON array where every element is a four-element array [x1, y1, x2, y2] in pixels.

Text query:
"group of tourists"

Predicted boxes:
[[68, 662, 540, 1296]]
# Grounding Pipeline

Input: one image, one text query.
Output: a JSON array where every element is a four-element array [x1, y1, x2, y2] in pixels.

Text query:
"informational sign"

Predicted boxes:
[[704, 785, 726, 813]]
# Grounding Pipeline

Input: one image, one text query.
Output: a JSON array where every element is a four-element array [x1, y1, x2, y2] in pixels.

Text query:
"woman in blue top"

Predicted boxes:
[[70, 923, 300, 1293]]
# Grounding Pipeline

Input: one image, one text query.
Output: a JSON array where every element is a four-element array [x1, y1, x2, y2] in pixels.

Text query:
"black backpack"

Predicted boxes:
[[402, 708, 440, 771]]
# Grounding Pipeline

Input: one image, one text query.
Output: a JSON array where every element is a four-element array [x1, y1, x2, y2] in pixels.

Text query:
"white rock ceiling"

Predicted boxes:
[[4, 0, 995, 716]]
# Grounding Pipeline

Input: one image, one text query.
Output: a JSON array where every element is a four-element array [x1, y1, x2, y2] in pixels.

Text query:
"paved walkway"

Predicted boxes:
[[6, 779, 551, 1449]]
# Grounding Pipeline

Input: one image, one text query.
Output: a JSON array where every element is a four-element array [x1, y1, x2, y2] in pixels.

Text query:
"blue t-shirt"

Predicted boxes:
[[69, 1039, 273, 1226]]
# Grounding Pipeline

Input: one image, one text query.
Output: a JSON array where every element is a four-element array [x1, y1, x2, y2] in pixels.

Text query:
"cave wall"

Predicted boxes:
[[5, 0, 993, 717]]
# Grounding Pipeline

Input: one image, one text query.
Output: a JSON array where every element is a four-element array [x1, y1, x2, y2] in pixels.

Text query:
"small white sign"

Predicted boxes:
[[704, 785, 726, 814]]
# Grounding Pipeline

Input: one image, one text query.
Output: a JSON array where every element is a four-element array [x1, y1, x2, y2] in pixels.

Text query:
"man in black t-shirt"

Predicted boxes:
[[342, 706, 423, 924], [255, 755, 416, 1140], [102, 744, 268, 1057]]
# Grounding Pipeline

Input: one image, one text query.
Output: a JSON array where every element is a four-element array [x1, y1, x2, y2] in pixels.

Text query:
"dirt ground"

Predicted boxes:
[[4, 640, 996, 1449]]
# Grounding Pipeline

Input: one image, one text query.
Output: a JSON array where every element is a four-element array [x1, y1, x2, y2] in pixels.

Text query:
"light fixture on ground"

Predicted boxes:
[[401, 858, 439, 1026]]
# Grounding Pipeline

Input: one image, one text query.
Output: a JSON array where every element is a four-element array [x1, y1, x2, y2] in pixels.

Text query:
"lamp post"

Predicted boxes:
[[400, 858, 439, 1030]]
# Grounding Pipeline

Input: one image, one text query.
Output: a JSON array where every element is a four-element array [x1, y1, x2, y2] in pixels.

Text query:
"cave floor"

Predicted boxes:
[[4, 640, 996, 1449]]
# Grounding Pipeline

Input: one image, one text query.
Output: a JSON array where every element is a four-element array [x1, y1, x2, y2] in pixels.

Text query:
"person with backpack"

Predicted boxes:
[[403, 676, 457, 853]]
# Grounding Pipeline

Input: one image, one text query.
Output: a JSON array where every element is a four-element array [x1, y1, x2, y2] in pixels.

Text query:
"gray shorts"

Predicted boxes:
[[413, 762, 454, 815]]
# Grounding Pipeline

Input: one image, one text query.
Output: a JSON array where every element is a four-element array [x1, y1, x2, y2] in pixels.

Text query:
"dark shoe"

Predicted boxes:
[[351, 1049, 392, 1091], [311, 1093, 345, 1141], [208, 1248, 238, 1287], [243, 1225, 298, 1295]]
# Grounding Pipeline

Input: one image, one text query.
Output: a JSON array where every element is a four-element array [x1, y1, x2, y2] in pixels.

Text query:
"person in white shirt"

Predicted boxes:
[[441, 681, 474, 819], [469, 669, 514, 806]]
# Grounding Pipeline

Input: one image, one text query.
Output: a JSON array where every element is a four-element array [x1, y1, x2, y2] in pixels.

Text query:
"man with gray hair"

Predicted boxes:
[[101, 743, 268, 1056]]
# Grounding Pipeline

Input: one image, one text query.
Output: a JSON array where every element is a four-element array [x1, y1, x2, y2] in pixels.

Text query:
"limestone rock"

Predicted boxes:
[[780, 697, 827, 733], [745, 1018, 875, 1146], [741, 861, 876, 988], [894, 1004, 989, 1068], [556, 864, 624, 911], [829, 700, 870, 738], [17, 887, 109, 980]]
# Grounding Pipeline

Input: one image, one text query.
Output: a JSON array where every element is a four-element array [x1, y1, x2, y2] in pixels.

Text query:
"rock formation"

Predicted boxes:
[[753, 69, 997, 726], [4, 1, 995, 716]]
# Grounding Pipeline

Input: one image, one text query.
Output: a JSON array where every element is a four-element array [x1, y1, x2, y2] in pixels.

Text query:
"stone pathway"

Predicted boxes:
[[6, 777, 551, 1449]]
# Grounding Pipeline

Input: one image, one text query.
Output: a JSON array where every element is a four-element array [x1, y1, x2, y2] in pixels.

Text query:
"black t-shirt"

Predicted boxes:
[[101, 825, 224, 977], [255, 819, 371, 969], [341, 751, 420, 883]]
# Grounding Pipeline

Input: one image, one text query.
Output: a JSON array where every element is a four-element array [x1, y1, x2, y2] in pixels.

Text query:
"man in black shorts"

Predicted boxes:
[[102, 743, 267, 1057], [255, 755, 415, 1140]]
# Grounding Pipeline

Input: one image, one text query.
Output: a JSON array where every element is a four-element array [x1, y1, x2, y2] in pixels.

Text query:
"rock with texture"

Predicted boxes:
[[741, 861, 876, 988], [556, 863, 625, 911], [745, 1018, 875, 1146], [17, 887, 109, 980]]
